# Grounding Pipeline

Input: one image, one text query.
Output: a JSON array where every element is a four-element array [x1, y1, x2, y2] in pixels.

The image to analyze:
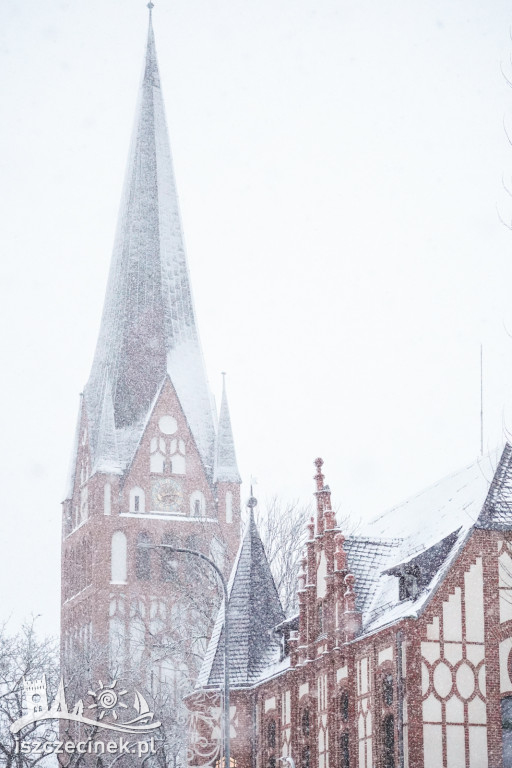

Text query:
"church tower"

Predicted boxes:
[[61, 7, 241, 697]]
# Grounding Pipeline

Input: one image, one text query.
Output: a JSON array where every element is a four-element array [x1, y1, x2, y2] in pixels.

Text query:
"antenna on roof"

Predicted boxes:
[[480, 344, 484, 456]]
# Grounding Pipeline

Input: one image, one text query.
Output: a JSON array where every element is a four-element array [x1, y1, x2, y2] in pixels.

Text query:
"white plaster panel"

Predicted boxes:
[[444, 643, 463, 665], [337, 666, 348, 682], [421, 641, 440, 664], [456, 663, 475, 700], [358, 742, 364, 768], [500, 591, 512, 623], [378, 646, 393, 665], [443, 588, 463, 642], [423, 725, 443, 768], [264, 696, 276, 713], [434, 661, 452, 699], [104, 482, 111, 515], [500, 551, 512, 588], [282, 691, 291, 724], [446, 695, 464, 723], [426, 616, 440, 640], [317, 550, 327, 599], [466, 644, 485, 666], [111, 531, 127, 583], [500, 638, 512, 692], [468, 697, 487, 725], [299, 682, 309, 700], [358, 712, 364, 740], [403, 723, 409, 768], [360, 657, 368, 695], [422, 694, 441, 723], [446, 725, 465, 768], [465, 558, 485, 642], [469, 726, 488, 768], [366, 739, 372, 768]]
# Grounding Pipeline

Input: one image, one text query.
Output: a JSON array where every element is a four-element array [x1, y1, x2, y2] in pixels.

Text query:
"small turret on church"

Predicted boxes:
[[60, 7, 241, 698]]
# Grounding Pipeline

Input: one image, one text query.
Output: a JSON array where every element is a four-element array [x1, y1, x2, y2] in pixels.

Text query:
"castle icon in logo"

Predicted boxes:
[[23, 676, 48, 715]]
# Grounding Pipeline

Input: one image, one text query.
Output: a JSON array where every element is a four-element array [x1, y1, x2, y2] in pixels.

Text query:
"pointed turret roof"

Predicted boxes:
[[197, 508, 285, 689], [214, 375, 241, 483], [83, 12, 215, 475]]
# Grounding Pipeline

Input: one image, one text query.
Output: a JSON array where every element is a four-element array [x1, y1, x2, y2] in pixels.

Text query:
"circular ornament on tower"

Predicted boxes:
[[151, 478, 183, 513], [159, 415, 177, 435]]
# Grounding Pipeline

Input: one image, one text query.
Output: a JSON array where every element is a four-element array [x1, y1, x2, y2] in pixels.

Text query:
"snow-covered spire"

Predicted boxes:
[[93, 381, 122, 475], [83, 12, 216, 475], [214, 373, 241, 483]]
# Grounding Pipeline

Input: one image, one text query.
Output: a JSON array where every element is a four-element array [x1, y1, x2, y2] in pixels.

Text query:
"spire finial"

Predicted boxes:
[[147, 1, 154, 11], [221, 371, 226, 392]]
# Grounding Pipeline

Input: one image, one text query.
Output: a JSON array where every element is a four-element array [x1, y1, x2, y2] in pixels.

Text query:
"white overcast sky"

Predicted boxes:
[[1, 0, 512, 637]]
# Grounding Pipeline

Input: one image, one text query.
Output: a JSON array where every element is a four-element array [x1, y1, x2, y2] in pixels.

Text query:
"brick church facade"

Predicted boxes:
[[60, 8, 241, 704], [189, 451, 512, 768]]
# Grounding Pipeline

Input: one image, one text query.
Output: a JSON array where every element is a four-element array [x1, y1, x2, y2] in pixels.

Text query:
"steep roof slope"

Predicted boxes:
[[83, 14, 215, 476], [197, 509, 285, 689]]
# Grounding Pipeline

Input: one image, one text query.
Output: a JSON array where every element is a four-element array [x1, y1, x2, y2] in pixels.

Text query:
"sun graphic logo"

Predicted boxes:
[[87, 680, 128, 721]]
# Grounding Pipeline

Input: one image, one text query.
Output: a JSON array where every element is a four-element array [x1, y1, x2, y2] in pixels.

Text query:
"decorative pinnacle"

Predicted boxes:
[[147, 2, 154, 11], [314, 457, 325, 492]]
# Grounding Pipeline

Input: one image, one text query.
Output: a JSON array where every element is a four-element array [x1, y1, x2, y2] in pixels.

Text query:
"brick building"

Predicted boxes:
[[189, 450, 512, 768], [60, 9, 241, 706]]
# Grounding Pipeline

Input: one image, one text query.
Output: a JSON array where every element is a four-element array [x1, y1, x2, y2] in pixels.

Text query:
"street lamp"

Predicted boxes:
[[139, 542, 231, 768]]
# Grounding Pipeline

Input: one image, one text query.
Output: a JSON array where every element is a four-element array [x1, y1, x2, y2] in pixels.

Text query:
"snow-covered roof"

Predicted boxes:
[[83, 16, 216, 478], [197, 509, 284, 689], [346, 445, 508, 635]]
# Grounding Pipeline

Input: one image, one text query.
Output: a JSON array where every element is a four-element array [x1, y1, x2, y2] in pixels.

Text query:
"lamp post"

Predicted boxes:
[[139, 542, 230, 768]]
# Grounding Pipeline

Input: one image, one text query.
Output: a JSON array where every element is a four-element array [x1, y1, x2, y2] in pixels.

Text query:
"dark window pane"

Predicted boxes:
[[339, 732, 349, 768], [301, 709, 310, 738], [340, 690, 349, 722], [383, 674, 394, 706], [383, 715, 395, 768], [267, 720, 276, 750], [502, 698, 512, 768]]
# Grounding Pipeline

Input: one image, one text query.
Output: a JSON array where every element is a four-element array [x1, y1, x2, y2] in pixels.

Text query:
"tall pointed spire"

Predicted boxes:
[[214, 374, 241, 483], [84, 11, 216, 474]]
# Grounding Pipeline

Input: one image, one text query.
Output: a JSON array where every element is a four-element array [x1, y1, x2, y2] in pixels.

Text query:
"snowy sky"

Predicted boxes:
[[1, 0, 512, 638]]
